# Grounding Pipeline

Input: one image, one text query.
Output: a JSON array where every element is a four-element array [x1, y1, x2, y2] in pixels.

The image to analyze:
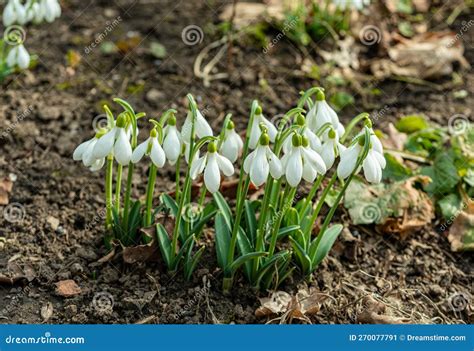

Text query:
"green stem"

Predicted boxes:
[[122, 163, 135, 230], [175, 155, 182, 202], [268, 186, 296, 256], [145, 163, 157, 227], [105, 156, 114, 228], [114, 164, 122, 213], [341, 113, 369, 143], [299, 175, 324, 217], [304, 173, 338, 238]]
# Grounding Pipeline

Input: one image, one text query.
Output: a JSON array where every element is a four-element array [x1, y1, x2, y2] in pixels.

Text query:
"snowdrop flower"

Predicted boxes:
[[282, 134, 327, 187], [25, 1, 43, 24], [42, 0, 61, 23], [319, 129, 344, 169], [243, 133, 282, 187], [6, 44, 30, 69], [220, 120, 243, 163], [131, 128, 166, 168], [92, 114, 132, 166], [282, 115, 321, 153], [333, 0, 370, 10], [249, 106, 278, 149], [181, 108, 213, 142], [337, 132, 386, 184], [3, 0, 27, 26], [73, 132, 105, 172], [162, 116, 182, 165], [306, 90, 345, 137], [190, 142, 234, 193]]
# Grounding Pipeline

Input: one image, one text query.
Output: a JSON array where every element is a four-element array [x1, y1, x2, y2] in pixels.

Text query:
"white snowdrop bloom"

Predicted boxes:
[[190, 142, 234, 194], [42, 0, 61, 23], [337, 133, 386, 184], [243, 133, 282, 187], [163, 117, 182, 165], [181, 109, 213, 142], [3, 0, 27, 26], [248, 107, 278, 149], [281, 135, 327, 187], [281, 115, 321, 154], [220, 120, 243, 163], [73, 133, 105, 171], [26, 1, 43, 24], [333, 0, 370, 10], [92, 115, 132, 165], [319, 129, 344, 169], [306, 91, 345, 137], [6, 44, 30, 69], [131, 129, 166, 168]]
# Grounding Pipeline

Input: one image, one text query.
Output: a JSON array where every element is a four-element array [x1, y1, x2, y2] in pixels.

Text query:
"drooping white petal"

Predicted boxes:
[[373, 150, 386, 169], [150, 138, 166, 167], [93, 127, 116, 159], [248, 117, 261, 149], [301, 147, 326, 175], [337, 144, 360, 179], [306, 104, 318, 131], [305, 129, 322, 152], [73, 138, 93, 161], [3, 2, 16, 26], [190, 154, 206, 179], [6, 46, 17, 68], [243, 149, 256, 174], [89, 158, 105, 172], [16, 44, 30, 69], [13, 0, 26, 24], [370, 131, 384, 154], [363, 151, 382, 184], [216, 154, 234, 177], [114, 128, 132, 165], [249, 146, 269, 187], [285, 148, 303, 188], [303, 162, 317, 182], [82, 139, 98, 167], [204, 153, 221, 193], [267, 150, 283, 179], [314, 101, 336, 132], [163, 126, 181, 165], [220, 129, 242, 163], [131, 138, 149, 163], [320, 140, 336, 169], [195, 110, 213, 138]]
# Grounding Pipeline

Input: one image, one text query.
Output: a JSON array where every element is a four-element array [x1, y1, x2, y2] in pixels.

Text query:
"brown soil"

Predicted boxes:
[[0, 0, 472, 324]]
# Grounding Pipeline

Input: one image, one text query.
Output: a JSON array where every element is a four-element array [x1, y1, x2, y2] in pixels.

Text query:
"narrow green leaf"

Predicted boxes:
[[156, 224, 172, 268], [244, 200, 257, 245], [185, 246, 205, 281], [284, 207, 300, 227], [213, 192, 233, 230], [289, 236, 311, 274], [236, 227, 254, 279], [228, 252, 267, 274], [312, 224, 343, 267], [215, 212, 231, 269], [160, 193, 178, 216], [277, 225, 300, 240]]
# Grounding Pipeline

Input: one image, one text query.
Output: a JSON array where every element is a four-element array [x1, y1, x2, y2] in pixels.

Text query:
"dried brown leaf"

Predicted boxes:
[[448, 202, 474, 252], [55, 280, 81, 297]]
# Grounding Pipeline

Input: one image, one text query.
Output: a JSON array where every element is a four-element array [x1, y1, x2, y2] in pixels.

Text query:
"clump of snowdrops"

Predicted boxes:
[[74, 88, 385, 292], [0, 0, 61, 79]]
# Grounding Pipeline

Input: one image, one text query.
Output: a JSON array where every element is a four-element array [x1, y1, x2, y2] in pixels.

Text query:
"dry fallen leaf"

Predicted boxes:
[[382, 123, 407, 152], [55, 280, 81, 297], [41, 302, 54, 321], [357, 295, 411, 324], [256, 288, 327, 323], [371, 31, 470, 80], [0, 177, 14, 205], [219, 1, 285, 29], [448, 201, 474, 252]]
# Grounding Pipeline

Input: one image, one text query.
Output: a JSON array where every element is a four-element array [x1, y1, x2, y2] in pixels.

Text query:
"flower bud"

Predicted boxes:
[[296, 114, 305, 126], [292, 133, 302, 147], [259, 133, 270, 146], [116, 114, 127, 128], [315, 89, 325, 101], [255, 106, 262, 115], [328, 129, 336, 139], [168, 115, 177, 126], [207, 141, 217, 153], [227, 120, 235, 130]]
